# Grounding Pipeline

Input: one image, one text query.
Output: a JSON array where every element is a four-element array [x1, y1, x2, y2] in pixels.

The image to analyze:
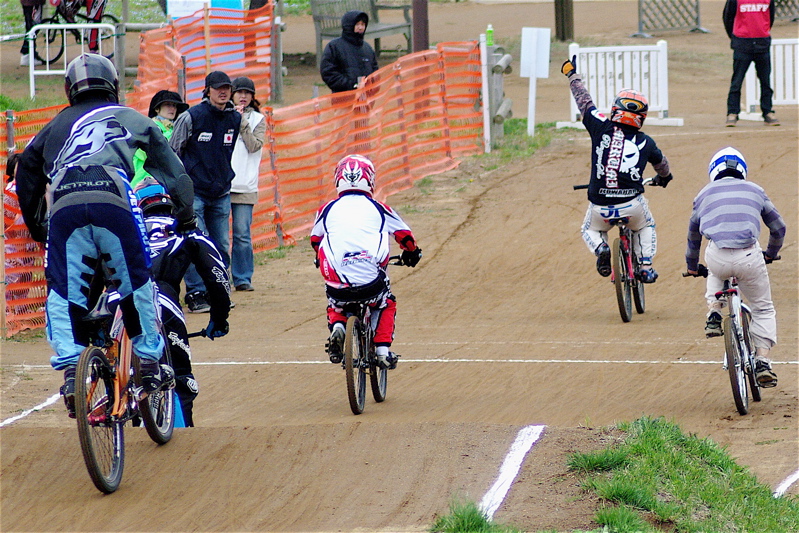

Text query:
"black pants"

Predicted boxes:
[[727, 50, 773, 116], [20, 4, 43, 55], [160, 286, 199, 427]]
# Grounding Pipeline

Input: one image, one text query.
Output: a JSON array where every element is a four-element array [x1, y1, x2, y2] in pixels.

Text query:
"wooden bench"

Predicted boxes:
[[311, 0, 412, 68]]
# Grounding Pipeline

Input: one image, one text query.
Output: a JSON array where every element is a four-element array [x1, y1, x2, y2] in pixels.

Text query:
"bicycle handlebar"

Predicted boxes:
[[388, 255, 405, 266], [682, 255, 780, 278], [187, 330, 207, 339]]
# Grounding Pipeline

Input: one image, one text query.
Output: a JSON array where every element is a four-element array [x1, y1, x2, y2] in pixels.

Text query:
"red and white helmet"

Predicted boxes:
[[334, 154, 376, 195], [610, 89, 648, 129]]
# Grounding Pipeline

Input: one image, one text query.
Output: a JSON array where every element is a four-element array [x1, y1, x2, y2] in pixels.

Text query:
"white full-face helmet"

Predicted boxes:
[[334, 154, 376, 195], [708, 147, 747, 182]]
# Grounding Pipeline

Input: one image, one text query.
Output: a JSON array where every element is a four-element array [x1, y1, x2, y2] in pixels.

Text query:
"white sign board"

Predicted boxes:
[[520, 27, 550, 79], [519, 27, 551, 134]]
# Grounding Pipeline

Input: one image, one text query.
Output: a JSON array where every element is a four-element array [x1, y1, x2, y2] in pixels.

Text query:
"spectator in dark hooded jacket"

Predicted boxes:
[[320, 10, 379, 93]]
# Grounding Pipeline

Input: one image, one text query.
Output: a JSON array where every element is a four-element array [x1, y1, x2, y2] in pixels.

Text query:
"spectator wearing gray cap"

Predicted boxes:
[[229, 77, 266, 292], [170, 71, 241, 313]]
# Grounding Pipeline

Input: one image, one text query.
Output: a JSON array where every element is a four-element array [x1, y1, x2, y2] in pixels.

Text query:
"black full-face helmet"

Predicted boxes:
[[64, 53, 119, 104]]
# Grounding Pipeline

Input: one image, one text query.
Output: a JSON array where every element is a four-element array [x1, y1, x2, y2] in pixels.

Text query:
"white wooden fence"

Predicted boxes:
[[740, 38, 798, 120], [557, 39, 683, 128]]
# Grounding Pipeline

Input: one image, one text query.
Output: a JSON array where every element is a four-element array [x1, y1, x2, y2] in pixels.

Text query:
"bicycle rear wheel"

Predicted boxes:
[[33, 19, 65, 63], [612, 238, 632, 323], [369, 354, 388, 403], [75, 346, 125, 493], [741, 308, 761, 402], [135, 340, 175, 444], [723, 316, 749, 415], [344, 316, 367, 414]]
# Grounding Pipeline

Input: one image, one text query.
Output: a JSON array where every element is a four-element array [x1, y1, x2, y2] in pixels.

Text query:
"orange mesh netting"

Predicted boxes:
[[2, 36, 482, 336]]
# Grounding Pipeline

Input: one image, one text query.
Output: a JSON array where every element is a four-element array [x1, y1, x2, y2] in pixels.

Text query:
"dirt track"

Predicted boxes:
[[1, 1, 798, 531]]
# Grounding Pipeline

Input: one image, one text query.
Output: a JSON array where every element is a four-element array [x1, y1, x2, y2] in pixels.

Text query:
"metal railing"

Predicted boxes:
[[26, 22, 116, 98]]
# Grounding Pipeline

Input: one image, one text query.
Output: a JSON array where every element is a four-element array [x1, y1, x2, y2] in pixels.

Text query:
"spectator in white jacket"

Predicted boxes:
[[230, 77, 266, 292]]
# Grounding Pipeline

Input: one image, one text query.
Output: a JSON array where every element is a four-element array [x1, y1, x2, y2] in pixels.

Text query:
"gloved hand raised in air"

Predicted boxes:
[[561, 55, 577, 78], [650, 173, 673, 188], [401, 248, 422, 268], [205, 319, 229, 340]]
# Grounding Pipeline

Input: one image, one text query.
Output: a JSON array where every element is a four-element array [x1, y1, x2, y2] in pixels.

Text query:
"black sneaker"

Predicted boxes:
[[638, 268, 658, 284], [61, 366, 76, 419], [139, 360, 175, 393], [755, 359, 777, 388], [705, 312, 723, 338], [595, 244, 611, 277], [185, 291, 211, 313], [326, 327, 345, 364], [235, 283, 254, 292]]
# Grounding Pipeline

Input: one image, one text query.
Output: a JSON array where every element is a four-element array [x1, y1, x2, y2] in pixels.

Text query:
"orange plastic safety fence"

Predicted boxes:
[[128, 4, 274, 112], [2, 40, 481, 336], [266, 41, 482, 242]]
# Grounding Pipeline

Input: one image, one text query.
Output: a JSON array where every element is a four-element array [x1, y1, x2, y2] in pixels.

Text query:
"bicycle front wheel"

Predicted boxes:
[[612, 238, 632, 323], [369, 353, 388, 403], [723, 316, 749, 415], [33, 19, 65, 63], [75, 346, 125, 494], [344, 316, 367, 414]]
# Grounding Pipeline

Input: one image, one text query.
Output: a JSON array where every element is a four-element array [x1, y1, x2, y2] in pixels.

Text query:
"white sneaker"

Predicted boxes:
[[20, 54, 44, 66], [375, 346, 398, 370]]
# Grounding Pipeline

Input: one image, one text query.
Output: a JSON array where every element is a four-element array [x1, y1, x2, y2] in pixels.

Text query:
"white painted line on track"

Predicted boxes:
[[774, 469, 799, 497], [0, 393, 60, 428], [479, 424, 546, 519]]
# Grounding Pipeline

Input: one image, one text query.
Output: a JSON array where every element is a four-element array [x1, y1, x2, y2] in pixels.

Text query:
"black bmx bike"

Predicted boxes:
[[339, 255, 407, 415], [33, 0, 118, 64], [74, 288, 175, 493], [574, 178, 654, 323]]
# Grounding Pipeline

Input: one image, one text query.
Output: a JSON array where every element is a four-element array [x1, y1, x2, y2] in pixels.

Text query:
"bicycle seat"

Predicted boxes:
[[608, 217, 630, 226], [83, 291, 116, 322]]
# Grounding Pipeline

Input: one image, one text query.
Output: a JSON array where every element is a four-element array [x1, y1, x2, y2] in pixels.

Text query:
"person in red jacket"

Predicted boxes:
[[723, 0, 779, 126]]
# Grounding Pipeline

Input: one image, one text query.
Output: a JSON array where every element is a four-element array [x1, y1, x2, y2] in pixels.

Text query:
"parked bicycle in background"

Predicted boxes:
[[32, 0, 118, 63]]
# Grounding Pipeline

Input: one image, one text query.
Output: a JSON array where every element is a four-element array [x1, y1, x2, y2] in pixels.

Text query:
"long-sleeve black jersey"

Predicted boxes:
[[15, 98, 195, 242], [146, 216, 230, 324]]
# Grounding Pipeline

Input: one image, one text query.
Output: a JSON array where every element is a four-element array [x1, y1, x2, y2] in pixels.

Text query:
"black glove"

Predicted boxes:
[[314, 256, 320, 268], [763, 252, 774, 264], [401, 248, 422, 268], [561, 55, 577, 78], [176, 215, 198, 234], [5, 152, 20, 183], [696, 263, 708, 277], [205, 319, 229, 340], [651, 173, 673, 188]]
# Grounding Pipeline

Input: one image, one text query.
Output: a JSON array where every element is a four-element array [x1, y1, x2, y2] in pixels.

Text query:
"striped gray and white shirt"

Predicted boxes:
[[686, 177, 785, 270]]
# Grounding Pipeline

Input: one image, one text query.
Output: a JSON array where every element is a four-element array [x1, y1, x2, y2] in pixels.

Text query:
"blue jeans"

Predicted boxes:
[[185, 193, 231, 294], [231, 202, 254, 287]]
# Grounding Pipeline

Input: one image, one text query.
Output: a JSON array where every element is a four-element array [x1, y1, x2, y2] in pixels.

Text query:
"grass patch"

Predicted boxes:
[[569, 416, 799, 532], [255, 245, 292, 264], [430, 501, 522, 533], [479, 118, 555, 164]]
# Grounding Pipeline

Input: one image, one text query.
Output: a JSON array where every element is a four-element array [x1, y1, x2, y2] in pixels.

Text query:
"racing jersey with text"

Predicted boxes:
[[567, 75, 670, 206], [583, 111, 666, 205], [310, 191, 417, 288], [15, 99, 194, 240]]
